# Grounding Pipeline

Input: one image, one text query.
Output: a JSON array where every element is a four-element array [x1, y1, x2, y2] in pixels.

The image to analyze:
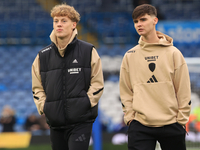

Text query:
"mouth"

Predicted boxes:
[[56, 29, 63, 32], [138, 29, 143, 32]]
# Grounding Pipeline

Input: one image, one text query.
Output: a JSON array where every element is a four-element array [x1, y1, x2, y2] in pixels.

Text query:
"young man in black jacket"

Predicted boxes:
[[32, 4, 104, 150]]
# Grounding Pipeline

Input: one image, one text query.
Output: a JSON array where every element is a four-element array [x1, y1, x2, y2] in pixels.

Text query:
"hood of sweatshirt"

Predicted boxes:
[[138, 31, 173, 51], [49, 28, 78, 57]]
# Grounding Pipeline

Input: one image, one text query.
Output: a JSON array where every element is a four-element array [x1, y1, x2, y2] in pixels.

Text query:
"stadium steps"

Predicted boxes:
[[36, 0, 59, 12]]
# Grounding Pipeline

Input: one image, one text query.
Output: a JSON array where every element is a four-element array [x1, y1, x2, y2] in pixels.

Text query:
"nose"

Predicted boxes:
[[137, 21, 142, 27], [57, 21, 62, 26]]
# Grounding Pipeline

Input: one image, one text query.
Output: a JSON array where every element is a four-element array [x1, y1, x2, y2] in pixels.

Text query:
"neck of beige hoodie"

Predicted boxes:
[[139, 31, 173, 50], [49, 28, 78, 57]]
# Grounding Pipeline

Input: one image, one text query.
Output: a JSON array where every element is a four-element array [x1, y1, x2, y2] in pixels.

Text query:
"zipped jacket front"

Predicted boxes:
[[39, 37, 99, 128]]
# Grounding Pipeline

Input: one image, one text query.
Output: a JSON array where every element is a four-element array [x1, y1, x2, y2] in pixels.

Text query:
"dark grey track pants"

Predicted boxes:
[[50, 122, 93, 150]]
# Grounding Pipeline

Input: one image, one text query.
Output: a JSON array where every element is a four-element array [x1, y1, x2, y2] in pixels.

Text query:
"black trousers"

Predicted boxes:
[[128, 120, 186, 150], [50, 122, 93, 150]]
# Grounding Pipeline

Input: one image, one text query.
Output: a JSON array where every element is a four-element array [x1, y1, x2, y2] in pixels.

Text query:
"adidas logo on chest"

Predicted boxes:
[[72, 59, 78, 63]]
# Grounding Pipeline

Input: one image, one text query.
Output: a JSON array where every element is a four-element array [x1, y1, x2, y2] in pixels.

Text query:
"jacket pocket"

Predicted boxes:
[[43, 100, 66, 127], [133, 81, 178, 125], [65, 96, 91, 124]]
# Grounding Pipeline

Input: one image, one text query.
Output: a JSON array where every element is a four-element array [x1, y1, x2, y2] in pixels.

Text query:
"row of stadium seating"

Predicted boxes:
[[1, 0, 200, 45], [0, 0, 49, 21], [1, 0, 200, 21]]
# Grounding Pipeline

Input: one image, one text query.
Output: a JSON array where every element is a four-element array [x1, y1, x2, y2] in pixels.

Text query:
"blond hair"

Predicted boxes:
[[51, 3, 80, 23]]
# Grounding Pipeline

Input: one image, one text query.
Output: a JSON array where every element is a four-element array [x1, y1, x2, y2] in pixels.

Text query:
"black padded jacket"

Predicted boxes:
[[39, 37, 98, 129]]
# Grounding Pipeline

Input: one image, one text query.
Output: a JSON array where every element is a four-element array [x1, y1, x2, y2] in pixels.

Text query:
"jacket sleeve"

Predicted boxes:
[[173, 50, 191, 126], [119, 54, 135, 125], [32, 54, 46, 115], [87, 48, 104, 107]]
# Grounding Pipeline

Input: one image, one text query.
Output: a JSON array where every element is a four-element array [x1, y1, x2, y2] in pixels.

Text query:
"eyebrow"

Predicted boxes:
[[139, 16, 147, 20], [54, 18, 67, 21], [134, 16, 147, 21]]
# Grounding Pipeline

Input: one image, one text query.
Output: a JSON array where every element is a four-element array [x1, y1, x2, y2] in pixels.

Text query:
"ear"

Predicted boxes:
[[153, 17, 158, 25], [72, 22, 77, 30]]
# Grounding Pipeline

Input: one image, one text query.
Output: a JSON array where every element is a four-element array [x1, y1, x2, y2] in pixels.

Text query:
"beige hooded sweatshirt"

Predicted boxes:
[[120, 31, 191, 127], [32, 29, 104, 115]]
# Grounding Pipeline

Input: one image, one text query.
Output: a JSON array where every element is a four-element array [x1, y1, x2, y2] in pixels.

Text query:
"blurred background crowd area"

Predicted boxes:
[[0, 0, 200, 143]]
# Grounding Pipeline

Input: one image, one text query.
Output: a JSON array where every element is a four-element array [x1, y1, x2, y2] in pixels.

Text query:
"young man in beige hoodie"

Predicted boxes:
[[120, 4, 191, 150], [32, 4, 104, 150]]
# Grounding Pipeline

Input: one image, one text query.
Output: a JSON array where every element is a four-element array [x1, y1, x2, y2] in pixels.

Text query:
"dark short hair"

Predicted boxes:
[[132, 4, 157, 20]]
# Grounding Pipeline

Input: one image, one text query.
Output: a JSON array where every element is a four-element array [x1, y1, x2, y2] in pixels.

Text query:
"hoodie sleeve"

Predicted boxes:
[[32, 54, 46, 115], [119, 54, 135, 125], [173, 50, 191, 126], [87, 48, 104, 107]]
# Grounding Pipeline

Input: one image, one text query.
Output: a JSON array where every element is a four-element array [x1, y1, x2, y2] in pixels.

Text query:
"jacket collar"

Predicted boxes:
[[50, 28, 78, 57]]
